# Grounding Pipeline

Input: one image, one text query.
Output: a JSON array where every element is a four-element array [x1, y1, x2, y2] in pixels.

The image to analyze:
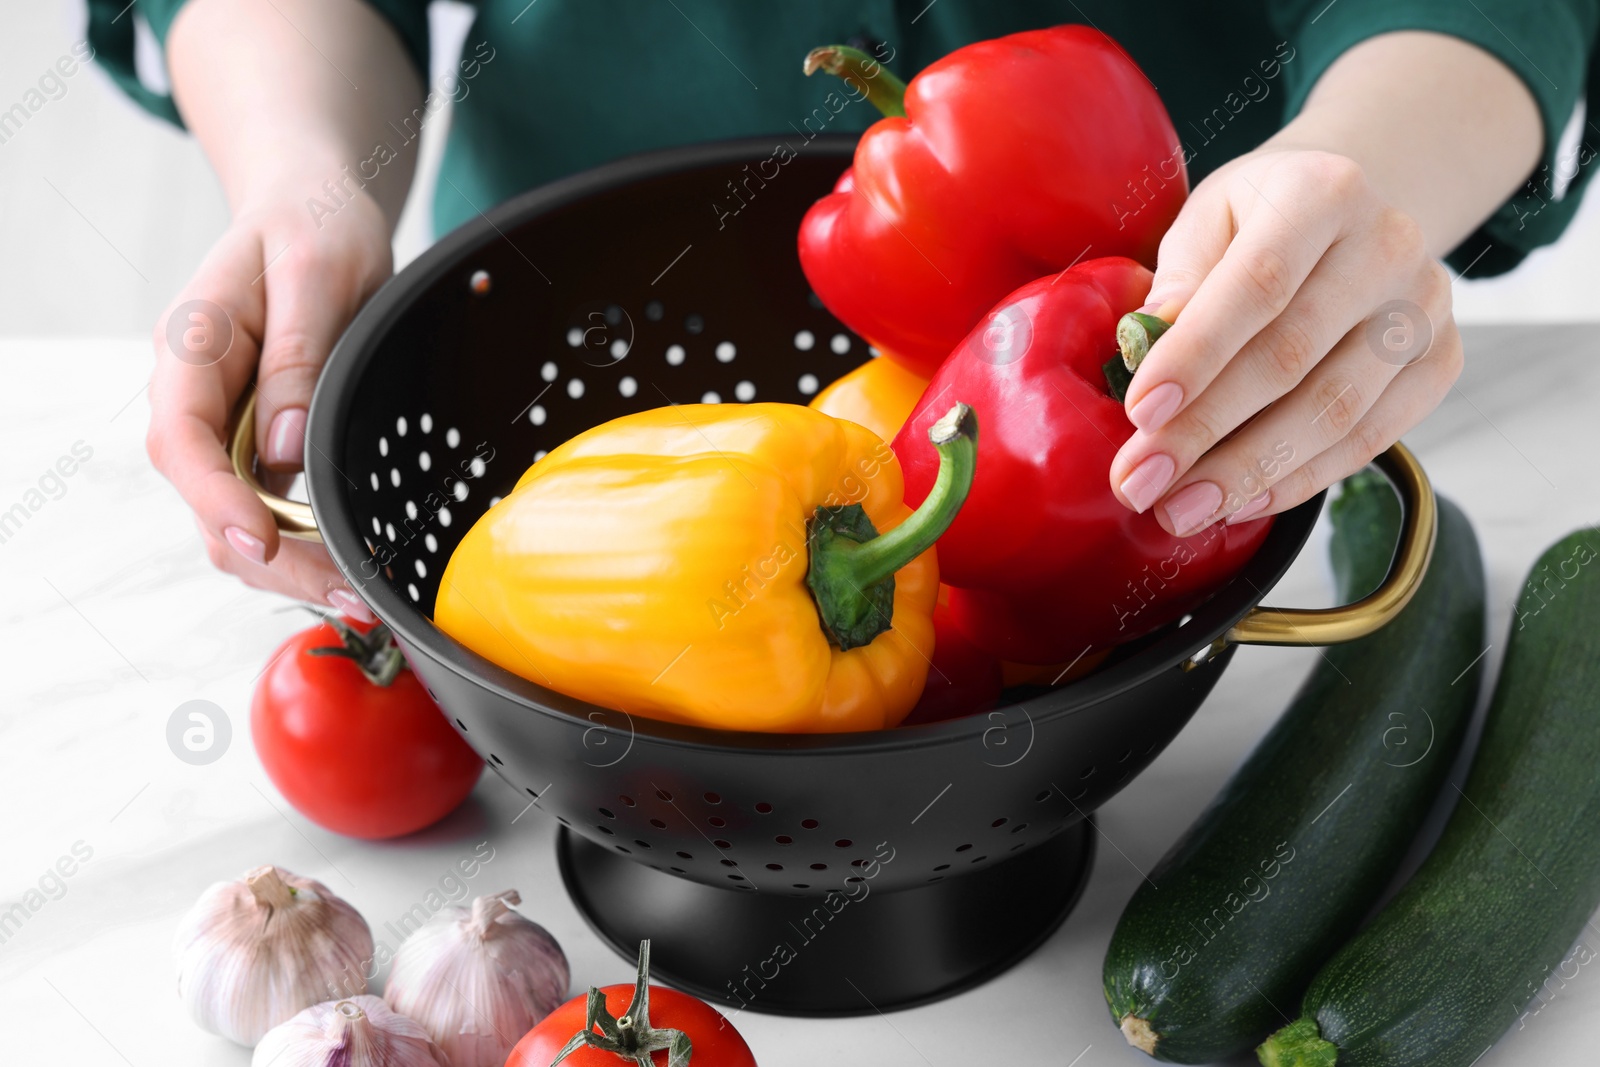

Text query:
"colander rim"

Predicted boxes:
[[305, 135, 1326, 755]]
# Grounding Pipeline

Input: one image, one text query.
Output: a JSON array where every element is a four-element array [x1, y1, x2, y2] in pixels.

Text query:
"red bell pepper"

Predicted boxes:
[[901, 596, 1004, 725], [798, 28, 1186, 377], [891, 257, 1274, 665]]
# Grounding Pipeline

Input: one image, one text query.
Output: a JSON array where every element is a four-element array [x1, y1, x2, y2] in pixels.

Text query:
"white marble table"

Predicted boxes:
[[1, 329, 1594, 1065]]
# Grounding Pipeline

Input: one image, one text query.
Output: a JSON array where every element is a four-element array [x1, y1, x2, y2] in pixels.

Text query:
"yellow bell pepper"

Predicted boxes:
[[436, 401, 977, 733], [809, 354, 929, 444]]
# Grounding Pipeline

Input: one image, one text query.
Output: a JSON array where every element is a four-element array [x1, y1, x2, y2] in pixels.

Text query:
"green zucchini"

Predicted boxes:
[[1102, 472, 1487, 1062], [1257, 527, 1600, 1067]]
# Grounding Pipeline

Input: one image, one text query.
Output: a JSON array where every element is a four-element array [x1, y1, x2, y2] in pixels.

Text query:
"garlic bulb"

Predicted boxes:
[[174, 864, 375, 1046], [384, 889, 570, 1067], [252, 995, 448, 1067]]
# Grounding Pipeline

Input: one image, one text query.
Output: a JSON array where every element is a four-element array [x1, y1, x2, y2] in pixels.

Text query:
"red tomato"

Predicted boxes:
[[251, 616, 482, 839], [506, 983, 756, 1067]]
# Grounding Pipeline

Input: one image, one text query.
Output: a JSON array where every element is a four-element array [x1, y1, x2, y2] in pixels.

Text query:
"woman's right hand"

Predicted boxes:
[[147, 180, 393, 616]]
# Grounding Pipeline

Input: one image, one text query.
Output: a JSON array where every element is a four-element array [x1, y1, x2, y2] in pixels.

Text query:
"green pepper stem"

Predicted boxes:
[[803, 45, 907, 118], [807, 404, 977, 651], [1256, 1017, 1339, 1067], [848, 405, 974, 586], [1105, 311, 1173, 401], [1117, 311, 1171, 373]]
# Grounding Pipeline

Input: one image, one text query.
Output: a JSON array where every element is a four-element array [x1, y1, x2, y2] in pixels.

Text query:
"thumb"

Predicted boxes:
[[1139, 187, 1235, 322], [254, 252, 361, 471]]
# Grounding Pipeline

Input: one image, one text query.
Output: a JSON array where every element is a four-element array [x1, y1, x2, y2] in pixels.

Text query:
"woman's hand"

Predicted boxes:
[[150, 0, 422, 611], [147, 183, 392, 614], [1107, 30, 1542, 536], [1109, 146, 1460, 536]]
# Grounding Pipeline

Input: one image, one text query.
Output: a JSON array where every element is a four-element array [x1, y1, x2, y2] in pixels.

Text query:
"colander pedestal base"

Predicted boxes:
[[557, 819, 1096, 1016]]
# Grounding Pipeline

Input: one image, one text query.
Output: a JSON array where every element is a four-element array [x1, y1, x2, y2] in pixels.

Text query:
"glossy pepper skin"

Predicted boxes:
[[810, 355, 929, 443], [900, 596, 1113, 726], [900, 596, 1003, 725], [437, 403, 975, 733], [893, 258, 1274, 665], [798, 28, 1186, 377]]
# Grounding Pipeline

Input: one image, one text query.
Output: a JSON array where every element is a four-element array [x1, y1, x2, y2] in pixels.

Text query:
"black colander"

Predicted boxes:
[[231, 136, 1435, 1015]]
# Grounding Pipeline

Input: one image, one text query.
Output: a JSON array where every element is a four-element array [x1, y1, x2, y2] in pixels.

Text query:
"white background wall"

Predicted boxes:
[[2, 2, 1595, 340]]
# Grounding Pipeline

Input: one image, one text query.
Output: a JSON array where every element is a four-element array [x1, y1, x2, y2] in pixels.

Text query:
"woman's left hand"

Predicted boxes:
[[1108, 146, 1462, 536]]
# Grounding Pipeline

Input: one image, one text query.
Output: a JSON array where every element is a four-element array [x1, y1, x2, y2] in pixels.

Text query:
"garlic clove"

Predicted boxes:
[[174, 864, 375, 1046], [252, 995, 448, 1067], [384, 889, 570, 1067]]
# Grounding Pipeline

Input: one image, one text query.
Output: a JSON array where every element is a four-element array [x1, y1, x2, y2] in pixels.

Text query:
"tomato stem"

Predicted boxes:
[[306, 609, 407, 687], [547, 940, 692, 1067]]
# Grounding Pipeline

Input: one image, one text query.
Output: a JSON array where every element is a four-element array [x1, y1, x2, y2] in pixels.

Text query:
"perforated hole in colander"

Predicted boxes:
[[308, 140, 1327, 918], [349, 286, 866, 618]]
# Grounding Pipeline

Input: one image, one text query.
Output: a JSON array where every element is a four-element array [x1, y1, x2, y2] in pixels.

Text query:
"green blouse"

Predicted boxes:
[[88, 0, 1599, 277]]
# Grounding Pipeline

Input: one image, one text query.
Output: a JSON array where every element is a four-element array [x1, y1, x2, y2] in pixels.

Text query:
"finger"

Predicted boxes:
[[1138, 180, 1235, 319], [149, 229, 284, 564], [1111, 191, 1232, 444], [1151, 331, 1397, 537], [1124, 168, 1354, 433], [153, 225, 268, 401], [1155, 307, 1459, 536], [1110, 248, 1386, 505], [198, 520, 362, 613], [1260, 319, 1463, 517], [255, 248, 365, 472]]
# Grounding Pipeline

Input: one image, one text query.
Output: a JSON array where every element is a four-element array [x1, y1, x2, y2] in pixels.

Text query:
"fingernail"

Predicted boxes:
[[1142, 292, 1185, 323], [223, 525, 267, 563], [1163, 481, 1224, 536], [328, 588, 375, 622], [265, 407, 307, 467], [1119, 452, 1176, 513], [1128, 381, 1184, 432], [1226, 491, 1273, 525]]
